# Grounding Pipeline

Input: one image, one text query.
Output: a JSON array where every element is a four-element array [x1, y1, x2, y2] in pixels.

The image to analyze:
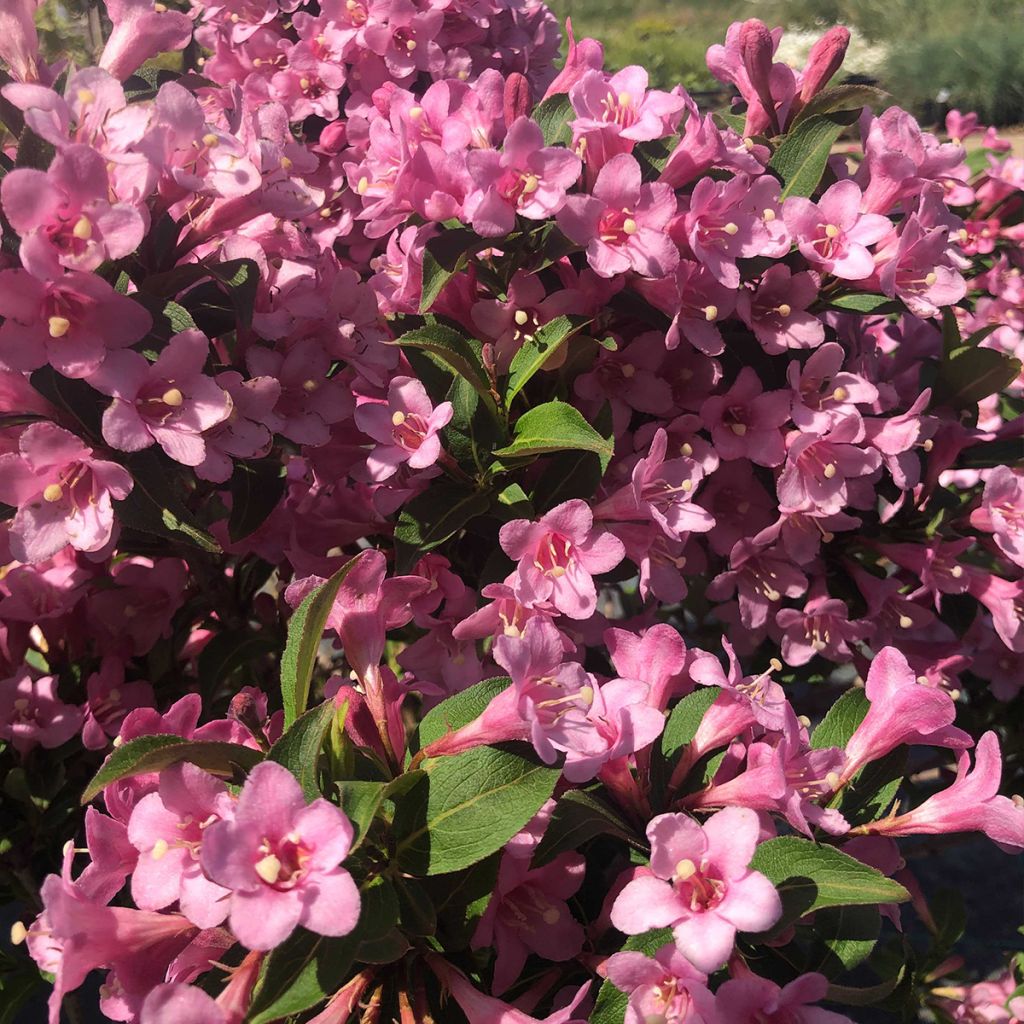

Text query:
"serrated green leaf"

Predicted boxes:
[[415, 676, 511, 752], [336, 779, 386, 851], [81, 736, 261, 805], [791, 84, 890, 126], [931, 345, 1021, 411], [533, 789, 640, 864], [228, 456, 286, 542], [826, 293, 903, 314], [749, 836, 910, 933], [810, 687, 869, 749], [660, 686, 722, 759], [280, 556, 359, 727], [809, 904, 881, 976], [505, 314, 590, 405], [492, 400, 614, 468], [531, 94, 574, 147], [393, 745, 559, 875], [770, 110, 859, 199], [393, 482, 492, 573], [419, 228, 486, 312], [268, 700, 337, 801]]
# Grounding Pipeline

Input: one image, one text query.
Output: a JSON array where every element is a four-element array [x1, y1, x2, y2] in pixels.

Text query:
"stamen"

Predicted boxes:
[[162, 388, 184, 407], [704, 304, 718, 321], [151, 839, 169, 860], [48, 315, 71, 338], [392, 410, 406, 425], [73, 216, 93, 240], [674, 858, 697, 880], [255, 853, 282, 884], [10, 922, 27, 945], [43, 483, 63, 503], [622, 218, 638, 235]]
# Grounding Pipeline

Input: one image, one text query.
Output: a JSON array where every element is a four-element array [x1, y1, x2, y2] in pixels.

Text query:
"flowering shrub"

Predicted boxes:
[[1, 3, 1024, 1023]]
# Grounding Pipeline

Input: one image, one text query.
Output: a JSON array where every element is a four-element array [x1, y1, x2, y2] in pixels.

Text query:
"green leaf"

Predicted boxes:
[[590, 929, 674, 1024], [791, 84, 890, 126], [415, 676, 511, 751], [492, 400, 614, 468], [391, 323, 496, 414], [29, 366, 104, 439], [769, 110, 859, 199], [807, 904, 881, 976], [393, 482, 492, 573], [825, 293, 903, 314], [419, 229, 486, 312], [129, 294, 197, 345], [268, 700, 337, 801], [660, 686, 722, 760], [931, 345, 1022, 411], [115, 449, 221, 552], [196, 629, 282, 697], [392, 745, 559, 875], [531, 94, 574, 147], [810, 687, 868, 749], [955, 437, 1024, 470], [15, 126, 54, 170], [505, 314, 590, 405], [81, 736, 261, 804], [280, 556, 359, 727], [530, 403, 614, 512], [228, 457, 286, 542], [749, 836, 911, 933], [336, 779, 386, 851], [246, 927, 359, 1024], [826, 964, 907, 1006], [534, 789, 640, 863]]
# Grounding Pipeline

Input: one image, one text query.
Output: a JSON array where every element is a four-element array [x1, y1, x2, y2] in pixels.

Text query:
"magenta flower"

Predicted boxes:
[[0, 668, 83, 754], [661, 259, 736, 355], [775, 594, 867, 666], [354, 376, 454, 481], [89, 330, 232, 467], [557, 153, 679, 279], [195, 371, 280, 484], [788, 342, 879, 433], [736, 265, 825, 354], [876, 215, 967, 318], [839, 647, 971, 785], [713, 970, 854, 1024], [970, 466, 1024, 569], [0, 421, 133, 563], [464, 116, 582, 237], [201, 761, 360, 951], [99, 0, 192, 80], [861, 731, 1024, 853], [128, 762, 235, 928], [606, 622, 688, 711], [81, 657, 154, 750], [604, 943, 710, 1024], [140, 984, 226, 1024], [0, 269, 152, 378], [472, 849, 585, 994], [700, 366, 791, 468], [0, 144, 145, 279], [783, 180, 892, 280], [610, 808, 782, 972], [500, 499, 625, 619]]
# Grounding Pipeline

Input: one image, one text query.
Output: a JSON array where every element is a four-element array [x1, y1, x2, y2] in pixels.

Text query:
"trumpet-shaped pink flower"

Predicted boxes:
[[861, 731, 1024, 853], [501, 499, 625, 619], [128, 762, 235, 928], [354, 376, 453, 481], [200, 761, 360, 950], [465, 116, 582, 237], [89, 330, 231, 467], [700, 366, 791, 468], [840, 647, 972, 784], [141, 984, 226, 1024], [0, 0, 42, 83], [0, 668, 83, 754], [557, 153, 679, 279], [970, 466, 1024, 569], [604, 943, 710, 1024], [81, 657, 154, 750], [0, 269, 152, 378], [783, 180, 891, 280], [713, 970, 854, 1024], [737, 265, 825, 354], [611, 808, 781, 972], [0, 421, 133, 563], [99, 0, 192, 80], [0, 144, 145, 279]]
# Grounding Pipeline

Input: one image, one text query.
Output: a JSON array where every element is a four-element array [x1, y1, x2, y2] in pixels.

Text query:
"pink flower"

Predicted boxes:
[[557, 153, 678, 279], [783, 180, 891, 280], [606, 622, 688, 712], [839, 647, 971, 785], [736, 265, 825, 354], [0, 421, 133, 563], [0, 0, 42, 83], [0, 144, 145, 279], [604, 943, 710, 1024], [499, 499, 625, 619], [89, 330, 232, 467], [775, 594, 866, 666], [0, 269, 152, 378], [128, 762, 235, 928], [141, 984, 226, 1024], [860, 732, 1024, 853], [661, 259, 736, 356], [713, 970, 853, 1024], [970, 466, 1024, 569], [464, 116, 582, 237], [200, 761, 360, 951], [788, 342, 879, 433], [610, 808, 782, 973], [876, 215, 967, 318], [81, 657, 154, 750], [195, 372, 280, 484], [0, 668, 83, 754], [354, 376, 453, 481], [473, 849, 586, 994], [700, 366, 791, 468], [99, 0, 192, 80]]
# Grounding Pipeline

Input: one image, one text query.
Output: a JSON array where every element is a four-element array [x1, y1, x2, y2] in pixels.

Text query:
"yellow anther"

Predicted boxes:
[[764, 586, 781, 601], [723, 222, 739, 235], [72, 216, 92, 240], [621, 363, 635, 378], [299, 78, 311, 91], [823, 463, 837, 479], [798, 714, 811, 727], [737, 501, 750, 514], [832, 386, 848, 401], [617, 92, 631, 107], [521, 174, 539, 194], [113, 735, 123, 747], [730, 423, 747, 436], [302, 379, 319, 392], [681, 478, 693, 492], [154, 1, 168, 11], [826, 771, 841, 790], [255, 853, 282, 884], [202, 132, 219, 147], [770, 658, 782, 671], [228, 10, 238, 20], [675, 858, 697, 880], [924, 271, 937, 286], [514, 309, 530, 326], [77, 88, 96, 105], [162, 388, 184, 407], [680, 442, 693, 457], [319, 207, 332, 218], [151, 839, 169, 860], [763, 208, 776, 221], [43, 483, 63, 503], [743, 137, 754, 150], [950, 565, 964, 578], [357, 176, 370, 194], [409, 106, 423, 119], [704, 304, 718, 321], [391, 410, 406, 426], [777, 303, 791, 317], [542, 906, 561, 924], [923, 438, 934, 452], [824, 223, 840, 238], [622, 217, 638, 235], [48, 316, 71, 338], [406, 39, 417, 51], [898, 615, 913, 629], [10, 922, 27, 945]]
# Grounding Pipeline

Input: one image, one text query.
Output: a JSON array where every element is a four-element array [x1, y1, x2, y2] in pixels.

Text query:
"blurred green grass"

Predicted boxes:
[[548, 0, 1024, 124]]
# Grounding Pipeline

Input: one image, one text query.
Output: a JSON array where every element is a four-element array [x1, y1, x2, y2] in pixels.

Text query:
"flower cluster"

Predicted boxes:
[[1, 3, 1023, 1024]]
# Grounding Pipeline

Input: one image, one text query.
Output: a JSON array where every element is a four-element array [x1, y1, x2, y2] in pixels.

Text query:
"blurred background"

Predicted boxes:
[[550, 0, 1024, 130]]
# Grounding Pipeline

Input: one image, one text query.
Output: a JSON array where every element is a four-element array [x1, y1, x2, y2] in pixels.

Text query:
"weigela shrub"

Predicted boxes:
[[1, 3, 1023, 1023]]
